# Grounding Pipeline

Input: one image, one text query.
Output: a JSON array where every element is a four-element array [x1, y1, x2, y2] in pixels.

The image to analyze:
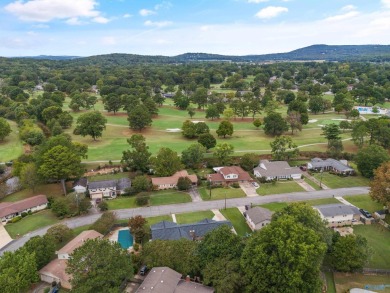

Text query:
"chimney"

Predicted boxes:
[[185, 275, 191, 282]]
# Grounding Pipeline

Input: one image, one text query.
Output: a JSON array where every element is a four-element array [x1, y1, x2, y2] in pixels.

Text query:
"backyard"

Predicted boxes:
[[1, 182, 70, 202], [256, 181, 305, 196], [220, 207, 252, 236]]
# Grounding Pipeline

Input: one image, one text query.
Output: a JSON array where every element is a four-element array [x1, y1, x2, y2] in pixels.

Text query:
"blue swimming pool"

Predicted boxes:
[[117, 229, 133, 249]]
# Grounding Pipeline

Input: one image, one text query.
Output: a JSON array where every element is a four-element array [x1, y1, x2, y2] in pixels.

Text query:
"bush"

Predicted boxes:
[[10, 216, 22, 223], [136, 193, 149, 206], [177, 176, 192, 190], [21, 212, 28, 217], [27, 210, 32, 215], [98, 201, 108, 211], [0, 165, 5, 174], [43, 288, 50, 293], [133, 243, 140, 251], [231, 182, 240, 188], [89, 212, 116, 235]]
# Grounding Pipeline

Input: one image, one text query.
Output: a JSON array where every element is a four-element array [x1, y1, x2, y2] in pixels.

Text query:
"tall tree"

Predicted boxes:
[[74, 111, 107, 141], [198, 133, 217, 150], [19, 163, 40, 192], [285, 111, 302, 134], [216, 120, 234, 138], [205, 105, 220, 120], [181, 143, 206, 168], [66, 239, 133, 292], [214, 143, 234, 165], [46, 224, 74, 244], [263, 112, 288, 136], [128, 215, 147, 244], [103, 93, 122, 114], [24, 235, 56, 269], [270, 136, 299, 161], [308, 95, 325, 114], [127, 104, 152, 131], [151, 147, 184, 176], [181, 120, 197, 138], [322, 123, 341, 146], [369, 161, 390, 209], [355, 144, 390, 178], [121, 134, 151, 173], [240, 153, 258, 171]]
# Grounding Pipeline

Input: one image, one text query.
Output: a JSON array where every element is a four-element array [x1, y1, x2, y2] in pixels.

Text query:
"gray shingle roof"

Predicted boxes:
[[117, 178, 131, 190], [73, 177, 87, 188], [253, 160, 302, 177], [88, 178, 131, 191], [309, 158, 354, 172], [246, 207, 273, 225], [314, 204, 360, 217], [151, 219, 232, 241]]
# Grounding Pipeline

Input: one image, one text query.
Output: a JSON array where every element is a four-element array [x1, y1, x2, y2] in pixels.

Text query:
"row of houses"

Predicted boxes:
[[0, 195, 48, 223]]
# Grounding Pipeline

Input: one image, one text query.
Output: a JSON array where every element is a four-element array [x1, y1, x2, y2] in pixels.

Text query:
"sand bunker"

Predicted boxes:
[[166, 128, 182, 132], [192, 120, 204, 123], [332, 118, 351, 121], [308, 119, 318, 123]]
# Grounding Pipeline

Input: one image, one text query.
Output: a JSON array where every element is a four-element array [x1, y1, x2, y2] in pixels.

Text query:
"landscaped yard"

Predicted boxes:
[[353, 224, 390, 269], [175, 210, 215, 224], [303, 177, 321, 190], [257, 181, 305, 196], [324, 271, 336, 293], [259, 202, 288, 212], [311, 172, 370, 189], [1, 182, 71, 202], [107, 197, 137, 209], [334, 272, 390, 293], [5, 210, 59, 238], [220, 208, 252, 236], [146, 215, 172, 226], [299, 197, 340, 206], [199, 186, 246, 201], [343, 194, 384, 213], [0, 120, 23, 162], [149, 191, 192, 206]]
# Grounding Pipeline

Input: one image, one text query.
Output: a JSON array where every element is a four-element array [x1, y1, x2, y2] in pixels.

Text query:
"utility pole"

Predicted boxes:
[[320, 168, 324, 189]]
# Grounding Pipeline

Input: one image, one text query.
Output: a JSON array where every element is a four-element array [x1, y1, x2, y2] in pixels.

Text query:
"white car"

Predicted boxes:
[[252, 182, 259, 188]]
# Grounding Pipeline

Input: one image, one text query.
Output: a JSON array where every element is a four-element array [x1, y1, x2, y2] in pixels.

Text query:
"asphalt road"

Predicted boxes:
[[0, 186, 369, 255]]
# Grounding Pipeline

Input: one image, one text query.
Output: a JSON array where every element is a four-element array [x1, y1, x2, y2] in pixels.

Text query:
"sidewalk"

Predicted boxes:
[[0, 224, 13, 250], [303, 172, 330, 190], [211, 209, 227, 221]]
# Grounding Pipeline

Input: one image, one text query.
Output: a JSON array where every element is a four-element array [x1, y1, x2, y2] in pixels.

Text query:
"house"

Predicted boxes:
[[152, 170, 198, 190], [151, 219, 232, 241], [136, 267, 214, 293], [313, 204, 360, 228], [0, 195, 48, 223], [207, 166, 252, 185], [307, 158, 354, 175], [245, 207, 273, 231], [253, 160, 302, 181], [39, 230, 103, 289], [73, 178, 88, 194], [88, 178, 131, 201]]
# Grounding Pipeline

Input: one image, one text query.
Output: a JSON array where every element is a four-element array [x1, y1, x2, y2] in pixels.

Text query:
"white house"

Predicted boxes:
[[0, 195, 48, 223], [73, 178, 87, 194], [253, 160, 302, 181], [245, 207, 273, 231], [313, 204, 360, 228]]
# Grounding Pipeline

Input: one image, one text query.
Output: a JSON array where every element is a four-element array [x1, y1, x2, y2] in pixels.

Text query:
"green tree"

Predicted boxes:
[[46, 224, 74, 244], [151, 148, 184, 177], [369, 162, 390, 209], [263, 112, 289, 136], [330, 234, 369, 272], [41, 106, 62, 123], [241, 216, 326, 293], [132, 175, 152, 193], [51, 197, 71, 217], [181, 143, 206, 168], [253, 118, 262, 129], [352, 121, 369, 148], [177, 177, 192, 190], [322, 123, 341, 146], [355, 144, 390, 178], [216, 120, 234, 138], [89, 212, 117, 235], [270, 136, 299, 161], [127, 104, 152, 131], [74, 111, 107, 141], [57, 111, 73, 129], [121, 134, 151, 173], [0, 118, 12, 141], [205, 105, 220, 120], [198, 133, 217, 150], [66, 238, 133, 292], [214, 143, 234, 165], [24, 235, 56, 269], [181, 120, 197, 138], [19, 163, 40, 192], [223, 107, 234, 121], [308, 95, 325, 114], [0, 249, 39, 293], [103, 93, 122, 114], [240, 153, 258, 171], [195, 122, 210, 136], [143, 98, 159, 115], [339, 120, 351, 132], [187, 107, 196, 118], [128, 215, 147, 243]]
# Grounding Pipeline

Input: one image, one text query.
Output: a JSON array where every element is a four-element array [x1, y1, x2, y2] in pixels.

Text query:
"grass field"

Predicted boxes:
[[299, 197, 340, 206], [311, 172, 370, 189], [149, 191, 192, 205], [257, 181, 305, 195], [220, 207, 252, 236], [353, 224, 390, 269], [199, 186, 246, 201], [1, 182, 70, 202], [259, 202, 288, 212], [5, 210, 59, 238], [334, 272, 390, 293], [175, 210, 215, 224], [146, 215, 172, 226], [107, 197, 137, 209], [343, 194, 384, 213], [0, 120, 23, 162], [304, 177, 321, 190], [87, 172, 129, 182]]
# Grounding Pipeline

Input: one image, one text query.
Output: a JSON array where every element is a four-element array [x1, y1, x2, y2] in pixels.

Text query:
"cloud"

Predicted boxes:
[[101, 36, 117, 45], [382, 0, 390, 8], [154, 1, 172, 10], [255, 6, 288, 19], [139, 9, 156, 16], [4, 0, 107, 23], [324, 10, 359, 22], [65, 17, 85, 25], [144, 20, 173, 28], [247, 0, 269, 3], [341, 5, 357, 12], [93, 16, 110, 24], [123, 14, 132, 18]]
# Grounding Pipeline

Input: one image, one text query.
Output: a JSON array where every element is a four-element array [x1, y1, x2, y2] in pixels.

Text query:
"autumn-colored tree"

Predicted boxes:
[[370, 161, 390, 209]]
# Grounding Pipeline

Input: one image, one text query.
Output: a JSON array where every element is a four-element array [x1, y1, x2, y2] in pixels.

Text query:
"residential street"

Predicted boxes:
[[0, 186, 369, 255]]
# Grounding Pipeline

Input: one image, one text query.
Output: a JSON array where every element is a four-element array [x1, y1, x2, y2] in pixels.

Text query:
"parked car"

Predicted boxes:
[[359, 208, 372, 218], [139, 265, 148, 276], [299, 165, 307, 171], [252, 182, 259, 188]]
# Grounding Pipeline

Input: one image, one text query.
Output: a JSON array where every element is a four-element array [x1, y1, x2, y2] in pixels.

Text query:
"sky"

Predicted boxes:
[[0, 0, 390, 57]]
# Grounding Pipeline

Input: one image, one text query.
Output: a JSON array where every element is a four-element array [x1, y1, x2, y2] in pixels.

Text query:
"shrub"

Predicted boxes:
[[231, 182, 240, 188], [10, 216, 22, 223], [21, 212, 28, 217], [133, 243, 140, 251], [27, 210, 32, 215], [98, 201, 108, 211], [43, 288, 50, 293], [136, 193, 149, 206], [0, 165, 5, 174], [177, 176, 192, 190], [89, 211, 116, 235]]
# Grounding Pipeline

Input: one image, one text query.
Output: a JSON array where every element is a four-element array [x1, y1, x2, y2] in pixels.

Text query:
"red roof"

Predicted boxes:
[[208, 166, 252, 183], [0, 195, 48, 218], [57, 230, 103, 255]]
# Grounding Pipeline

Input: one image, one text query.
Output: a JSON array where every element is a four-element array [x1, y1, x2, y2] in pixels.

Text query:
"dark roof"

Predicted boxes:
[[246, 207, 273, 224], [117, 177, 131, 190], [151, 219, 232, 241], [254, 160, 302, 177], [88, 178, 131, 190], [73, 177, 88, 188], [176, 280, 214, 293], [314, 204, 360, 217], [309, 158, 354, 172], [0, 195, 48, 218]]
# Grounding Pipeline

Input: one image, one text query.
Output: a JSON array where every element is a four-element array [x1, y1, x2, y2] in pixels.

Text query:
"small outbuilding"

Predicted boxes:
[[245, 207, 273, 231]]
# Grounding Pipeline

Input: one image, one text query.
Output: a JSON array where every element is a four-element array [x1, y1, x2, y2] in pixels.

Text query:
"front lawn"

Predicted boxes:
[[353, 224, 390, 269], [304, 177, 321, 190], [300, 197, 340, 206], [199, 186, 246, 201], [343, 194, 384, 213], [324, 271, 336, 293], [311, 172, 370, 189], [5, 210, 59, 238], [259, 202, 288, 212], [146, 215, 172, 227], [220, 208, 252, 236], [175, 210, 215, 224], [107, 197, 137, 209], [149, 191, 192, 206], [257, 181, 305, 196], [334, 272, 390, 293]]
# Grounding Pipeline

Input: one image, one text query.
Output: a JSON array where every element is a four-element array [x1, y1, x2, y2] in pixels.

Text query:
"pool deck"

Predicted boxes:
[[108, 227, 134, 252]]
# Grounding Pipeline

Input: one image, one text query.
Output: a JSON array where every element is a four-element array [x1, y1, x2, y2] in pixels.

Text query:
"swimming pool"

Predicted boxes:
[[117, 229, 133, 249]]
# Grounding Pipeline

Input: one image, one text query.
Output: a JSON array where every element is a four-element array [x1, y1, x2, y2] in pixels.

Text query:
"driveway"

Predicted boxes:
[[0, 186, 370, 255], [189, 186, 202, 202], [296, 179, 316, 192], [239, 182, 258, 197]]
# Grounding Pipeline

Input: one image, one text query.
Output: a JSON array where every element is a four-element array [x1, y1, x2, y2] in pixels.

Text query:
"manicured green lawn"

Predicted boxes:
[[300, 197, 340, 206], [334, 272, 390, 293], [5, 210, 59, 238], [0, 120, 23, 162], [107, 197, 137, 209], [88, 172, 130, 182], [259, 202, 288, 212], [1, 182, 71, 202], [324, 271, 336, 293], [304, 177, 321, 190], [353, 224, 390, 269], [72, 224, 91, 236], [257, 181, 305, 195], [220, 208, 252, 236], [149, 191, 192, 206], [343, 194, 384, 213], [311, 172, 370, 189], [175, 210, 215, 224], [199, 186, 246, 201], [146, 215, 172, 226]]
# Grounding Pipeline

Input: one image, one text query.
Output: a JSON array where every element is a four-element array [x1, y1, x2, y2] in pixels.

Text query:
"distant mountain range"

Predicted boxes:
[[10, 44, 390, 63]]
